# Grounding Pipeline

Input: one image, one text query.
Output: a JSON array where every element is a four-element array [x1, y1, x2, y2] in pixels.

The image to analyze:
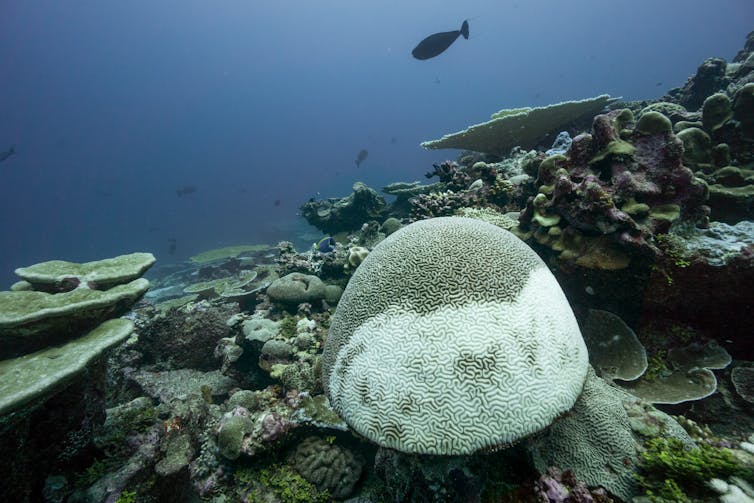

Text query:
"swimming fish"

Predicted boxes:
[[355, 149, 368, 167], [412, 20, 469, 60], [315, 236, 336, 254], [176, 185, 197, 197], [0, 145, 16, 163]]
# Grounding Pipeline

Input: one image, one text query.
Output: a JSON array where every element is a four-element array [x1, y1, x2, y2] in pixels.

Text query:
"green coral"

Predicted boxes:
[[590, 139, 636, 164], [635, 111, 673, 135], [236, 464, 330, 503], [637, 437, 746, 500]]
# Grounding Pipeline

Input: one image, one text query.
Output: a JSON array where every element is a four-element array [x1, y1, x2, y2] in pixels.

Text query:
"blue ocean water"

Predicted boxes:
[[0, 0, 752, 286]]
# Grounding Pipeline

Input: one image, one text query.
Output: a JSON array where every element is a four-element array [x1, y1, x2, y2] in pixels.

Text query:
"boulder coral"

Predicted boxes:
[[290, 436, 363, 499], [322, 216, 588, 455]]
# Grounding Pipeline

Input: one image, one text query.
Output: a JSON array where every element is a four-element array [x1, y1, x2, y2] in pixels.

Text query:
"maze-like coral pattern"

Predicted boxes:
[[529, 368, 639, 502], [322, 217, 588, 455]]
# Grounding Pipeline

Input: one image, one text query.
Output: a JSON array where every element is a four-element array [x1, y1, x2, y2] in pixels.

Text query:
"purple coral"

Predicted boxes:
[[521, 109, 709, 260], [259, 411, 290, 443], [534, 467, 611, 503]]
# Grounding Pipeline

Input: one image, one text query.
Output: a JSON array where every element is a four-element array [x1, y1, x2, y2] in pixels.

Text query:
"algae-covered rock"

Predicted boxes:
[[217, 411, 255, 460], [15, 252, 155, 292], [0, 278, 149, 358], [155, 432, 193, 477], [0, 318, 134, 417]]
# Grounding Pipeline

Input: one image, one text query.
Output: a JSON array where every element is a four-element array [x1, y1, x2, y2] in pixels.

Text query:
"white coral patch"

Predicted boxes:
[[327, 266, 588, 455]]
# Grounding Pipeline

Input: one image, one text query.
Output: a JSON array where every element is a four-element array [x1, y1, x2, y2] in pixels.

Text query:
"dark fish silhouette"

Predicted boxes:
[[412, 20, 469, 60], [176, 185, 197, 197], [355, 149, 368, 167], [273, 198, 281, 207], [168, 238, 177, 255], [0, 145, 16, 163]]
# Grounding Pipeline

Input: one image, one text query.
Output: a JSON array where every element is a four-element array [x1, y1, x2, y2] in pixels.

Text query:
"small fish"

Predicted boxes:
[[355, 149, 368, 167], [315, 236, 336, 254], [273, 198, 281, 207], [176, 185, 197, 197], [434, 77, 441, 84], [412, 20, 469, 60], [0, 145, 16, 163], [168, 238, 177, 255], [390, 137, 398, 144], [656, 82, 663, 87]]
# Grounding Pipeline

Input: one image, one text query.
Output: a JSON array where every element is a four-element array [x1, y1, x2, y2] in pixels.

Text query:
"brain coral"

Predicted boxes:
[[321, 216, 588, 455]]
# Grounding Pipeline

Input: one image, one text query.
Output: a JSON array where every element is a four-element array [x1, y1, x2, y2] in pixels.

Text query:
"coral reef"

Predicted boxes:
[[517, 107, 708, 269], [299, 182, 388, 235], [6, 29, 754, 503]]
